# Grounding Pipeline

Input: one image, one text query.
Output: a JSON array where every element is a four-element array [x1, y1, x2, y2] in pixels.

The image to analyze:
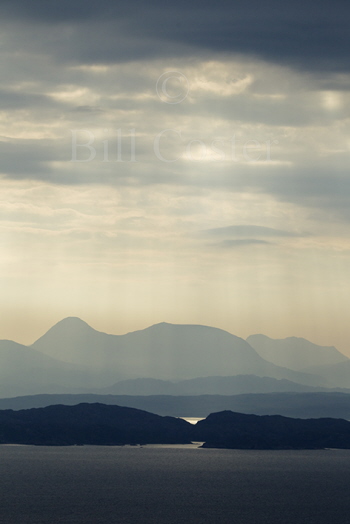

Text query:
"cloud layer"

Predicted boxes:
[[0, 1, 350, 352]]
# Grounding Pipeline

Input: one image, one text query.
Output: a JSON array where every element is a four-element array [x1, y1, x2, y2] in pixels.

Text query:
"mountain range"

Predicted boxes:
[[32, 318, 323, 384], [1, 316, 350, 398], [97, 375, 343, 396], [247, 334, 348, 371]]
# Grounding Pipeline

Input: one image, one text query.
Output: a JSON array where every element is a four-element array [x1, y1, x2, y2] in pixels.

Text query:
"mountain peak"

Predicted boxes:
[[32, 317, 99, 349], [54, 317, 92, 329], [45, 316, 102, 336]]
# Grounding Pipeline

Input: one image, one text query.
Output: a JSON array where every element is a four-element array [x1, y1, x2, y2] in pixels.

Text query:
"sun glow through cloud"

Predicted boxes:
[[0, 1, 350, 358]]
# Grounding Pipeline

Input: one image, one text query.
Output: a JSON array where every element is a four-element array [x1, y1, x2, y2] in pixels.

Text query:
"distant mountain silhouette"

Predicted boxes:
[[2, 391, 350, 419], [0, 340, 100, 397], [99, 375, 331, 396], [32, 317, 116, 370], [305, 360, 350, 389], [31, 317, 325, 386], [2, 317, 348, 398], [247, 334, 348, 371], [194, 410, 350, 449]]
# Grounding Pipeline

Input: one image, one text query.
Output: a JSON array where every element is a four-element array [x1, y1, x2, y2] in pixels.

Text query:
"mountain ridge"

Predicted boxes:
[[1, 316, 348, 398], [2, 391, 350, 419], [0, 339, 104, 397], [247, 333, 348, 371], [98, 375, 336, 396], [30, 317, 327, 386]]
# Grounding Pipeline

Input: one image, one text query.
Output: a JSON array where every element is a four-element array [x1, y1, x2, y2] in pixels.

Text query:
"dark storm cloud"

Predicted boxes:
[[1, 0, 350, 72], [212, 161, 350, 221], [0, 89, 61, 110], [196, 94, 348, 127], [0, 0, 115, 22], [0, 138, 63, 176], [258, 168, 350, 219], [205, 160, 350, 212], [1, 130, 349, 223], [0, 137, 135, 185]]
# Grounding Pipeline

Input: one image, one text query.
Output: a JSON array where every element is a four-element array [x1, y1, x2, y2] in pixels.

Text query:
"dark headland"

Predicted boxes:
[[193, 410, 350, 449], [0, 403, 192, 446], [1, 403, 350, 449]]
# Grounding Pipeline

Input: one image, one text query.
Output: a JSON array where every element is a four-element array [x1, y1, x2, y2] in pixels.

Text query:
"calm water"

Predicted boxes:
[[1, 445, 350, 523]]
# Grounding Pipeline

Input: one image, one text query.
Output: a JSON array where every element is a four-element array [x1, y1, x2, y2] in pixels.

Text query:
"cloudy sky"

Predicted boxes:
[[1, 0, 350, 353]]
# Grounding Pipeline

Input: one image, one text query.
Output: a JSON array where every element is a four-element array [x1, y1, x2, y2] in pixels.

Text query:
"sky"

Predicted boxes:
[[1, 0, 350, 353]]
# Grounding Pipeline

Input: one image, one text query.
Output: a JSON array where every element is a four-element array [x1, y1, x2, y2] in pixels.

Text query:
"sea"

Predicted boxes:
[[1, 445, 350, 524]]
